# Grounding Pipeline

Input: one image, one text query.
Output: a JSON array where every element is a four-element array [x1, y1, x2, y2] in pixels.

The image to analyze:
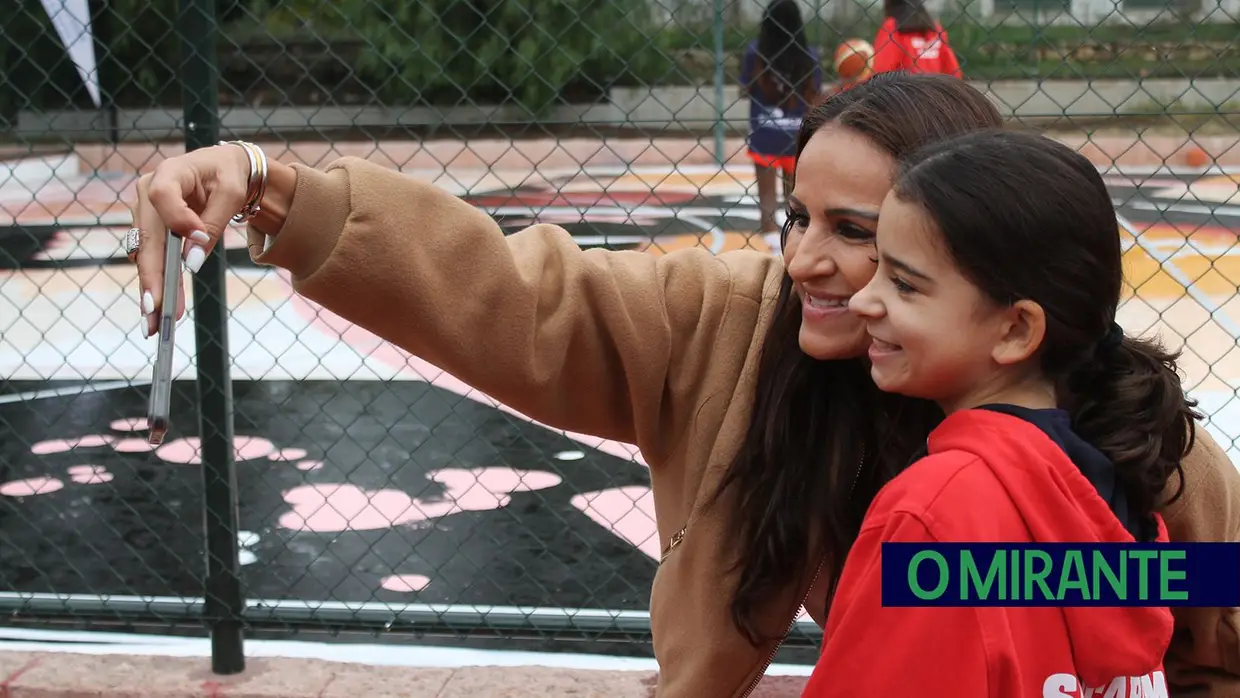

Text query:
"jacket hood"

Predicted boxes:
[[927, 406, 1173, 688]]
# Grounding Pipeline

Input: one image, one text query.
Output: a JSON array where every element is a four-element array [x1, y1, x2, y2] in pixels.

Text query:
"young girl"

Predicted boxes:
[[740, 0, 822, 253], [801, 129, 1197, 697], [872, 0, 962, 78]]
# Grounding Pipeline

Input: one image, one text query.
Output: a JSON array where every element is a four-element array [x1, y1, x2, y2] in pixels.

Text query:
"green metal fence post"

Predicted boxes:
[[177, 0, 245, 676]]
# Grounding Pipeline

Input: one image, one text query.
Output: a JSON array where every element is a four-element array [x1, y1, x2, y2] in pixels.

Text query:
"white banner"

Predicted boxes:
[[40, 0, 101, 108]]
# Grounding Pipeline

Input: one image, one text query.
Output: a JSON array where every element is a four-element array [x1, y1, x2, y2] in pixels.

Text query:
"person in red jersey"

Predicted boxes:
[[801, 129, 1193, 697], [872, 0, 962, 78]]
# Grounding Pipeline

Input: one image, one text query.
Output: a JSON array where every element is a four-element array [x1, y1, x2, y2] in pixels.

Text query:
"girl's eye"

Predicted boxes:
[[786, 210, 809, 229], [890, 276, 916, 294]]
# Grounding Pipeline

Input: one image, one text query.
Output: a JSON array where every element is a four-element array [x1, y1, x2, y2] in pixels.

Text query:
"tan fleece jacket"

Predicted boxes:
[[248, 156, 1240, 698]]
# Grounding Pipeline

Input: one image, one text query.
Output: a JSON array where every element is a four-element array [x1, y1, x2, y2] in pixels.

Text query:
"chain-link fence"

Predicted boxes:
[[1, 0, 1238, 675]]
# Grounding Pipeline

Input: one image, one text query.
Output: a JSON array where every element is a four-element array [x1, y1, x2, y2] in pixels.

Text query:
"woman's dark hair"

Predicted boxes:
[[712, 72, 1006, 646], [883, 0, 938, 33], [755, 0, 818, 108], [891, 128, 1199, 529]]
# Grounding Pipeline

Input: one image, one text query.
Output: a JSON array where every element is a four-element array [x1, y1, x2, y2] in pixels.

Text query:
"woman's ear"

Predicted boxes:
[[992, 299, 1046, 366]]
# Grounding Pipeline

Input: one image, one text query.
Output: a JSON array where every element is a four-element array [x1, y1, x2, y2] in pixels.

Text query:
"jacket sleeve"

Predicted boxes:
[[248, 157, 780, 464], [800, 511, 991, 698], [1160, 426, 1240, 697], [871, 19, 907, 74]]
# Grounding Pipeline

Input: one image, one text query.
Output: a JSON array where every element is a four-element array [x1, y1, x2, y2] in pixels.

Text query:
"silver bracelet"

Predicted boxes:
[[218, 140, 269, 223]]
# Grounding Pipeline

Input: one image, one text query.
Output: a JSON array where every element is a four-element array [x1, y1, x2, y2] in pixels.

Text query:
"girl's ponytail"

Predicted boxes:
[[1062, 324, 1201, 522]]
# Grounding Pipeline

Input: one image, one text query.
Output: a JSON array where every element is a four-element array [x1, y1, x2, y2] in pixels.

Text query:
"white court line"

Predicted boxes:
[[0, 379, 149, 405], [568, 235, 650, 246], [1120, 199, 1240, 219], [678, 213, 727, 253], [1098, 164, 1240, 177], [484, 205, 752, 219], [0, 626, 817, 674]]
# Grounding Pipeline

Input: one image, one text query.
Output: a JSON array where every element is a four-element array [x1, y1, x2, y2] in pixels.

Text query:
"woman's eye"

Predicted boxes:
[[837, 222, 875, 242]]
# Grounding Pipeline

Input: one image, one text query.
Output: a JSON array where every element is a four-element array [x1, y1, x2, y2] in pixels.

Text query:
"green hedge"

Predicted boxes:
[[2, 0, 1236, 121]]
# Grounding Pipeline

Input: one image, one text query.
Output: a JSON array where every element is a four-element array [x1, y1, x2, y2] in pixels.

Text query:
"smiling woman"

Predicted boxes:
[[782, 123, 892, 360]]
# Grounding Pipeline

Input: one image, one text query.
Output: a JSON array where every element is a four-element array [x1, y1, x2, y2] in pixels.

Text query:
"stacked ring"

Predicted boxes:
[[124, 227, 141, 261]]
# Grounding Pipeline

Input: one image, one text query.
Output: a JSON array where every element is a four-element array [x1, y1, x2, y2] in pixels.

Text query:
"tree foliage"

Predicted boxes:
[[2, 0, 674, 117]]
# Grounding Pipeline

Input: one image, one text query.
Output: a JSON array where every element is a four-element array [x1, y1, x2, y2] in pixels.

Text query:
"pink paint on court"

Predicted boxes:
[[113, 438, 156, 453], [155, 436, 277, 464], [67, 465, 113, 485], [379, 574, 431, 592], [569, 484, 814, 623], [31, 434, 113, 454], [0, 476, 64, 497], [17, 418, 679, 610], [32, 421, 292, 464], [569, 486, 659, 560], [278, 467, 563, 532], [269, 448, 308, 461]]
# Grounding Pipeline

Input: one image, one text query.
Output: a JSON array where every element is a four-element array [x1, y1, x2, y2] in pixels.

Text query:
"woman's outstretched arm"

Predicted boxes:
[[131, 147, 782, 463]]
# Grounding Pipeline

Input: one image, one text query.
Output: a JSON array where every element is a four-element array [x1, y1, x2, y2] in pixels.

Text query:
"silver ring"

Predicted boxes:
[[124, 227, 141, 258]]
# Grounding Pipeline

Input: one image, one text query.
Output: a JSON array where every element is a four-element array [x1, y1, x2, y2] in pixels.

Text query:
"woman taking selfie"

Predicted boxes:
[[126, 73, 1240, 696]]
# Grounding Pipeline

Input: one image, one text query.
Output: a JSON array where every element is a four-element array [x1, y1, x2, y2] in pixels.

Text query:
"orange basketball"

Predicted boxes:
[[1185, 146, 1210, 168], [834, 39, 875, 80]]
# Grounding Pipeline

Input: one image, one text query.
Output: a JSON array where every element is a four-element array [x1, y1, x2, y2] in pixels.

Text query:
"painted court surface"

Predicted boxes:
[[0, 142, 1238, 651]]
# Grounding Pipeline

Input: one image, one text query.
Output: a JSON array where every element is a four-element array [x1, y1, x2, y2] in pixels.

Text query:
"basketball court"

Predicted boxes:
[[0, 148, 1237, 653]]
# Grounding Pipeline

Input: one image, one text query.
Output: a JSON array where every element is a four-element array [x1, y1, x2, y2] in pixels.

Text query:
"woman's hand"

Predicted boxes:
[[127, 143, 253, 337]]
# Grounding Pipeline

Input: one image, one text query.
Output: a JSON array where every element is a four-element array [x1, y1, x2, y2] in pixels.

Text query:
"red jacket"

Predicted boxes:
[[872, 17, 962, 78], [802, 406, 1172, 698]]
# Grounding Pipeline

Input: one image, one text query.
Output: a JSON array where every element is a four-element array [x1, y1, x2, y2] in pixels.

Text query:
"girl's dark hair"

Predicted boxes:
[[712, 72, 1006, 646], [882, 0, 938, 33], [892, 128, 1199, 528], [755, 0, 818, 108]]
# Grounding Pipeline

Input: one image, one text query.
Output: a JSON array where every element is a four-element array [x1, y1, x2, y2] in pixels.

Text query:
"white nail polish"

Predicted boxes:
[[185, 246, 206, 274], [189, 230, 211, 244], [141, 291, 155, 315]]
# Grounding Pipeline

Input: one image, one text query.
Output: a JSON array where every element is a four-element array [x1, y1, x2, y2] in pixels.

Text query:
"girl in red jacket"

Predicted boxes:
[[802, 129, 1196, 697], [872, 0, 962, 78]]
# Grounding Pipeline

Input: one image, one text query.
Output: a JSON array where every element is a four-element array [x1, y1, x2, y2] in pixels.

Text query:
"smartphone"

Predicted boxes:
[[147, 230, 182, 445]]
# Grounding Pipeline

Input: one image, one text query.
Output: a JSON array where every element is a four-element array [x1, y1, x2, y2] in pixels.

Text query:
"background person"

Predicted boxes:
[[740, 0, 823, 254], [872, 0, 963, 78]]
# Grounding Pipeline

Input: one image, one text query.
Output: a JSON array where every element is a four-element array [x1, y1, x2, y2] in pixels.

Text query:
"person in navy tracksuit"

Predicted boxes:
[[740, 0, 822, 254]]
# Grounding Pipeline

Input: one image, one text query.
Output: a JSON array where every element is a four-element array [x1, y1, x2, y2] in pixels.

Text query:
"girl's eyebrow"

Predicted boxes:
[[881, 251, 933, 283]]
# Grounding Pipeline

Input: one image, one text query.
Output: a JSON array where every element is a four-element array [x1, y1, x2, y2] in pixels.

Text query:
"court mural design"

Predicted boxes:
[[0, 152, 1237, 624]]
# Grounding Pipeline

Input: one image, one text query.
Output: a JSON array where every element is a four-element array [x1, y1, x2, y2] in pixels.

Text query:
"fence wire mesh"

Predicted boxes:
[[1, 0, 1238, 665]]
